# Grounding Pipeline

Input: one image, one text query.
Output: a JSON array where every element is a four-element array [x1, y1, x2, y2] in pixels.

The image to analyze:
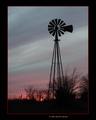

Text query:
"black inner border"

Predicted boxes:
[[1, 0, 96, 119]]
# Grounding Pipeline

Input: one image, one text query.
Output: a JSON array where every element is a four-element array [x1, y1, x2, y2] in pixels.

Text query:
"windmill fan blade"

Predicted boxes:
[[52, 19, 56, 25], [59, 30, 64, 34], [52, 31, 56, 36], [48, 27, 54, 31], [57, 19, 61, 25], [48, 30, 54, 33], [49, 30, 54, 34], [55, 19, 58, 25], [48, 24, 54, 28], [49, 22, 55, 27], [49, 29, 54, 32], [59, 20, 64, 25], [60, 22, 66, 27], [58, 30, 61, 36]]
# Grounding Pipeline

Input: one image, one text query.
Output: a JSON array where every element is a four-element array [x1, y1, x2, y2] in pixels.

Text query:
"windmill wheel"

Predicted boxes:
[[48, 19, 66, 37]]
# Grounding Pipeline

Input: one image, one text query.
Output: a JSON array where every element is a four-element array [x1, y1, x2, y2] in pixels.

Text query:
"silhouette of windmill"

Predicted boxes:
[[48, 19, 73, 99]]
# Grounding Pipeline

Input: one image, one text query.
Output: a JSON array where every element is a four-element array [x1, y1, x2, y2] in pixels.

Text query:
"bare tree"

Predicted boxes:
[[55, 68, 86, 104], [25, 86, 36, 100]]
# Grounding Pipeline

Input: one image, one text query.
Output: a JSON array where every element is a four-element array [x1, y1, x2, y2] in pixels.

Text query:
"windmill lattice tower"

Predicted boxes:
[[48, 19, 73, 99]]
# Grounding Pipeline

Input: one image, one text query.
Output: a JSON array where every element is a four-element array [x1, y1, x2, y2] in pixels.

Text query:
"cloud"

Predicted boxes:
[[8, 26, 88, 74], [8, 7, 88, 48]]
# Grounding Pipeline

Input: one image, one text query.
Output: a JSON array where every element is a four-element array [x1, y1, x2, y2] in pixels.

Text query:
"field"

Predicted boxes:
[[8, 99, 88, 114]]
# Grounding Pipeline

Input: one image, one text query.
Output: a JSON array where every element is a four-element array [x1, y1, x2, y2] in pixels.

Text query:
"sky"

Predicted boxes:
[[8, 7, 88, 99]]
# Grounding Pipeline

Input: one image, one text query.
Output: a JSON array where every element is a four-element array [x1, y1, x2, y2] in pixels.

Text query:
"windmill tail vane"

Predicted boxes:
[[48, 18, 73, 99]]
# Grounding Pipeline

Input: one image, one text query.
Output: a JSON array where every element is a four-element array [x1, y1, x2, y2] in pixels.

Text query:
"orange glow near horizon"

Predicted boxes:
[[8, 90, 48, 102]]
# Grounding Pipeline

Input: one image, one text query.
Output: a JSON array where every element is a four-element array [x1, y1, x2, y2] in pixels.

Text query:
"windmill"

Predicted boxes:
[[48, 19, 73, 99]]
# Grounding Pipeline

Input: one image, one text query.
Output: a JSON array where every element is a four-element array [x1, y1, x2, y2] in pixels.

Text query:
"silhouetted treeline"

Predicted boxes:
[[8, 68, 88, 113]]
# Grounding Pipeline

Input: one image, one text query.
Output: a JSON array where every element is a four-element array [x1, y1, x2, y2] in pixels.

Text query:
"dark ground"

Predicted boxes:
[[8, 99, 88, 113]]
